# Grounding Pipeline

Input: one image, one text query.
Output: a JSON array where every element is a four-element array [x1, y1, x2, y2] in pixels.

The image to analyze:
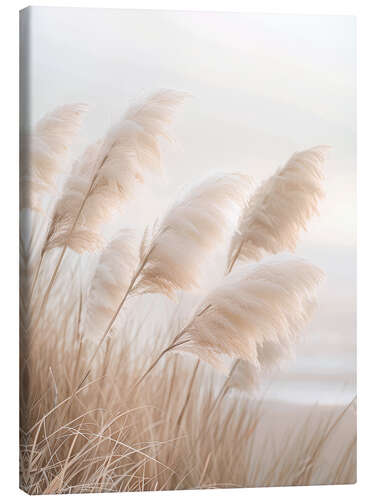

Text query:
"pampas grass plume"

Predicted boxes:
[[227, 146, 329, 270], [133, 172, 253, 299], [21, 103, 88, 211], [85, 229, 138, 337], [172, 259, 324, 373]]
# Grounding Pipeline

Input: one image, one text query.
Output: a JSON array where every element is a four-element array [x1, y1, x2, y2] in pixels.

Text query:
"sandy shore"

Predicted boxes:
[[237, 397, 357, 486]]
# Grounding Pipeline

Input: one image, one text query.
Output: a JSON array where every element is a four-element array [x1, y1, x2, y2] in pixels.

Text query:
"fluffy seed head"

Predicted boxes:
[[172, 259, 324, 373], [133, 173, 253, 299], [227, 146, 328, 269]]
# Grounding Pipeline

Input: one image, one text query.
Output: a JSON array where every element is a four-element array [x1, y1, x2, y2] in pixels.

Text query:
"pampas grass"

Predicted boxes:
[[177, 260, 323, 372], [20, 103, 89, 212], [20, 93, 355, 494], [227, 146, 328, 272], [138, 259, 323, 381], [45, 90, 186, 254], [132, 173, 252, 299], [76, 173, 252, 386], [31, 90, 185, 330], [229, 342, 294, 394], [85, 229, 138, 338]]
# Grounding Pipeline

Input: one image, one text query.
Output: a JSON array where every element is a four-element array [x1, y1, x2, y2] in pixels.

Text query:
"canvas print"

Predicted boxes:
[[19, 7, 356, 494]]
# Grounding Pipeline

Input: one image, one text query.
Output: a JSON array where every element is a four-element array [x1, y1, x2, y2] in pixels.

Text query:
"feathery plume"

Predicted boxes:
[[20, 103, 89, 211], [132, 173, 252, 299], [44, 90, 186, 254], [228, 290, 319, 393], [227, 146, 328, 271], [85, 229, 138, 337], [229, 342, 294, 394], [43, 141, 105, 253], [170, 259, 324, 374]]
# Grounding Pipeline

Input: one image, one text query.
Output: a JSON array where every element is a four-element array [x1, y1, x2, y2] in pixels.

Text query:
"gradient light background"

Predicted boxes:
[[27, 7, 356, 406]]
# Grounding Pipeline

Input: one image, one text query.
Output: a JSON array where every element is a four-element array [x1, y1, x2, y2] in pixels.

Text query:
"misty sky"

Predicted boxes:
[[26, 7, 356, 405]]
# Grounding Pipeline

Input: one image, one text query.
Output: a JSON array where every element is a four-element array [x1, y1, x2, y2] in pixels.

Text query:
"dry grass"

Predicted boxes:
[[19, 310, 356, 494], [20, 92, 356, 494]]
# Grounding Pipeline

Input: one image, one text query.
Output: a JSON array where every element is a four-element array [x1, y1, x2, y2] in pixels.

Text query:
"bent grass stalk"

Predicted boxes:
[[134, 304, 212, 389], [194, 360, 239, 444], [132, 239, 245, 424], [175, 359, 200, 429], [302, 397, 356, 484], [171, 243, 244, 429], [74, 242, 155, 393]]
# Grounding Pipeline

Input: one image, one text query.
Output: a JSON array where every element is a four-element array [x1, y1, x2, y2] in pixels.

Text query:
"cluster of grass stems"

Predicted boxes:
[[20, 91, 356, 494]]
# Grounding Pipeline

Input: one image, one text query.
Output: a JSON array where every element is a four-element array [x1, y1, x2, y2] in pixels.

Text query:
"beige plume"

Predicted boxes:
[[43, 141, 105, 253], [227, 146, 328, 271], [44, 90, 186, 254], [132, 173, 253, 299], [170, 259, 324, 374], [229, 341, 295, 394], [228, 286, 318, 393], [85, 229, 138, 337], [20, 103, 89, 211]]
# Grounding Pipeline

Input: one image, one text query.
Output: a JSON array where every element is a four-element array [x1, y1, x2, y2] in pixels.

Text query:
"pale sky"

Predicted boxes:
[[25, 7, 356, 405]]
